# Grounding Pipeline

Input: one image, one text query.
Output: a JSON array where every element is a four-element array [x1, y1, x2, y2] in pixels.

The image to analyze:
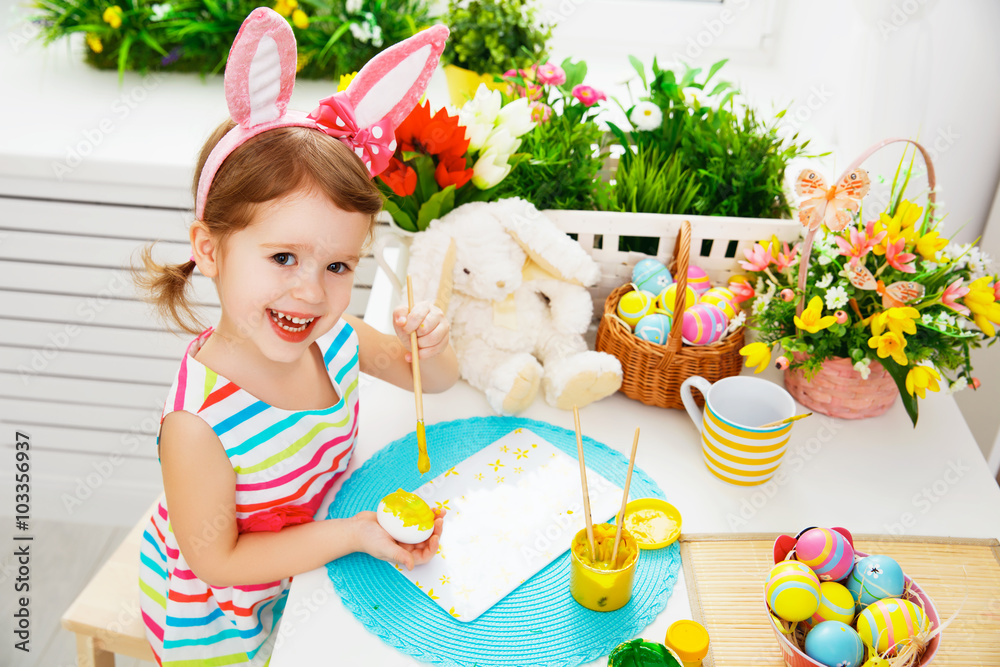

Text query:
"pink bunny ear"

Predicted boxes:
[[224, 7, 298, 129], [344, 24, 449, 130]]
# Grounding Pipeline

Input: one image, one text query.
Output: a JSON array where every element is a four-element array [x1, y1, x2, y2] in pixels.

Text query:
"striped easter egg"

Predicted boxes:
[[617, 289, 654, 328], [632, 258, 674, 294], [805, 621, 865, 667], [846, 555, 904, 610], [655, 284, 696, 316], [765, 561, 820, 622], [634, 313, 673, 345], [856, 598, 926, 656], [796, 527, 855, 581], [681, 303, 729, 346], [700, 287, 739, 320], [687, 266, 712, 296], [808, 581, 856, 627]]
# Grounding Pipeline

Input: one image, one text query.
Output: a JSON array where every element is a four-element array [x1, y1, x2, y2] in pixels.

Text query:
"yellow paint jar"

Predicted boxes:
[[664, 620, 710, 667], [569, 523, 639, 612]]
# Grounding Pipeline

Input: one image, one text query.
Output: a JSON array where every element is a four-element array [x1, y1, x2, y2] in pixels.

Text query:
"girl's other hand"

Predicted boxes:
[[392, 300, 449, 362], [353, 508, 446, 571]]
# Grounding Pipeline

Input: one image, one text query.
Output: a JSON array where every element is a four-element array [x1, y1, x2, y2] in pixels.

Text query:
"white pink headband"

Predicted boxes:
[[195, 7, 449, 220]]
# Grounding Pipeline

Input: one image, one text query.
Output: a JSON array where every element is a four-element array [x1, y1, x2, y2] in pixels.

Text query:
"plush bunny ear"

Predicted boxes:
[[344, 24, 449, 131], [224, 7, 298, 129], [494, 198, 601, 287]]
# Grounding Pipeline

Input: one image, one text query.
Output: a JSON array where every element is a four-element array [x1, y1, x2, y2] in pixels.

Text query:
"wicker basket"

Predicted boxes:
[[595, 220, 745, 409], [784, 355, 899, 420]]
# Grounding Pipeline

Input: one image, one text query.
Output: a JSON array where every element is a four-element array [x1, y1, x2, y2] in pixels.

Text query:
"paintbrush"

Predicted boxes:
[[759, 412, 813, 429], [611, 427, 640, 565], [406, 275, 430, 474], [572, 405, 596, 559]]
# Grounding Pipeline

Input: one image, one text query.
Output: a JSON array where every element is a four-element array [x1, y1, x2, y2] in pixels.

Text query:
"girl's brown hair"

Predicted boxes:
[[133, 120, 384, 335]]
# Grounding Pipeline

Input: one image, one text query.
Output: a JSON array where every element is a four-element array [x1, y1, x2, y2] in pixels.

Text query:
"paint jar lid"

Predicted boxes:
[[664, 620, 709, 662]]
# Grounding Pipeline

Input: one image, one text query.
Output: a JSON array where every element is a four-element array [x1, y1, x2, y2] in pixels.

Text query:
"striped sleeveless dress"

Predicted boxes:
[[139, 319, 360, 666]]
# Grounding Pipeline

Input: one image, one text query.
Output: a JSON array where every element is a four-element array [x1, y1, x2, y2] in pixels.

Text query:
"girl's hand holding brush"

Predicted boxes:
[[390, 298, 458, 394]]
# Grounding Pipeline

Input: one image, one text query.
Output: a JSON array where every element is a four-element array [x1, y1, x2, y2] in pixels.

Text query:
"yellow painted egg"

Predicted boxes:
[[617, 289, 655, 328], [655, 284, 697, 316], [700, 287, 739, 319], [376, 489, 434, 544], [808, 581, 856, 627], [765, 560, 821, 622], [856, 598, 927, 656]]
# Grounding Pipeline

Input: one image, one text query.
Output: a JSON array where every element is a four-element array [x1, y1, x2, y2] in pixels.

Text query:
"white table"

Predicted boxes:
[[272, 277, 1000, 667]]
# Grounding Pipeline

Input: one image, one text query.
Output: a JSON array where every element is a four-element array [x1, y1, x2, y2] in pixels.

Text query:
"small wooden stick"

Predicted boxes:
[[612, 427, 640, 564], [406, 276, 430, 474], [572, 405, 595, 558], [759, 412, 813, 429]]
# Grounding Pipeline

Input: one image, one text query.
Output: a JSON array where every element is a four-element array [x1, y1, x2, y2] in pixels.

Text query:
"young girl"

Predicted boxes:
[[132, 11, 454, 666]]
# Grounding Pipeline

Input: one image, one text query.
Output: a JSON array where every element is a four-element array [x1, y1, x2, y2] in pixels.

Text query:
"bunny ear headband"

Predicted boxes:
[[195, 7, 449, 220]]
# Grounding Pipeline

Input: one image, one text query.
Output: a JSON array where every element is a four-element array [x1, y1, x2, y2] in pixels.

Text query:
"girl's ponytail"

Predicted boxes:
[[131, 247, 207, 336]]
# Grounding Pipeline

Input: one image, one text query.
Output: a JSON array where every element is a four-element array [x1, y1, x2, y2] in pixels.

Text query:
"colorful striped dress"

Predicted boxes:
[[139, 320, 360, 666]]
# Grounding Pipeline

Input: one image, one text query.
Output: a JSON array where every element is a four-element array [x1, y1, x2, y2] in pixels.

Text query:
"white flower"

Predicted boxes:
[[818, 254, 832, 266], [346, 0, 363, 12], [370, 24, 383, 47], [150, 3, 172, 20], [482, 127, 520, 160], [947, 377, 968, 394], [816, 273, 833, 289], [825, 285, 848, 310], [728, 310, 746, 332], [349, 22, 370, 42], [461, 84, 503, 124], [472, 148, 512, 189], [496, 97, 536, 138], [752, 283, 776, 315], [854, 358, 871, 380], [629, 102, 663, 131]]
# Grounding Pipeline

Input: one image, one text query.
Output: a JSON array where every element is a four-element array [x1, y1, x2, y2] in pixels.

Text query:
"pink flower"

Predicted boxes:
[[834, 220, 886, 267], [529, 102, 552, 123], [941, 278, 971, 315], [739, 243, 774, 272], [885, 237, 917, 273], [503, 68, 543, 101], [729, 278, 755, 303], [773, 242, 800, 272], [534, 62, 566, 86], [572, 84, 606, 107]]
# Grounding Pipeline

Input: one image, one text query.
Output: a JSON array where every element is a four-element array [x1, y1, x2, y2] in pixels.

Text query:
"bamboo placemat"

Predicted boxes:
[[680, 534, 1000, 666]]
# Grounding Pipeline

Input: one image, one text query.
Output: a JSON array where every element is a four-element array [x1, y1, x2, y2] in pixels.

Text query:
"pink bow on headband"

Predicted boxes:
[[309, 93, 396, 176]]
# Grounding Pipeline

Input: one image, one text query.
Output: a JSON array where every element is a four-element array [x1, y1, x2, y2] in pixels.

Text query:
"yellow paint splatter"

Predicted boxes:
[[475, 473, 483, 481], [435, 499, 451, 511], [444, 467, 459, 477], [496, 476, 505, 484], [379, 489, 434, 530], [514, 467, 523, 474], [440, 575, 451, 584], [514, 428, 523, 434], [489, 459, 505, 471], [427, 588, 440, 600], [515, 448, 529, 459], [449, 607, 461, 618], [500, 445, 509, 453]]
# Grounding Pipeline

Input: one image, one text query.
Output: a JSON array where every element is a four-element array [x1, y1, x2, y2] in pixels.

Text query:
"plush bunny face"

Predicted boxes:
[[448, 217, 526, 302]]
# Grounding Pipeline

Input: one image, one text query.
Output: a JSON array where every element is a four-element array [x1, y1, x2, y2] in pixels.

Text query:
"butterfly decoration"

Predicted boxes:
[[795, 169, 871, 232], [846, 263, 925, 309]]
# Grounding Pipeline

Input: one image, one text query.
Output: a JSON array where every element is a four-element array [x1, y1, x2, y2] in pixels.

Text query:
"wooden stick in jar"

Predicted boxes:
[[573, 405, 596, 558], [612, 427, 640, 564]]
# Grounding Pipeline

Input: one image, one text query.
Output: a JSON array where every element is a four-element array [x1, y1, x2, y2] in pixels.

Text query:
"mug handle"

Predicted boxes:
[[373, 233, 407, 296], [680, 376, 713, 434]]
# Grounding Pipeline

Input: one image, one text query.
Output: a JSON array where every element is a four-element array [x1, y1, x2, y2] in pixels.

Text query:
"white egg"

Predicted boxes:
[[376, 490, 434, 544]]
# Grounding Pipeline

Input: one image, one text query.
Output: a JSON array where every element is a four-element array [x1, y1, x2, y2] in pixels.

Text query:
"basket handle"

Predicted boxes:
[[657, 219, 692, 372], [795, 137, 937, 316]]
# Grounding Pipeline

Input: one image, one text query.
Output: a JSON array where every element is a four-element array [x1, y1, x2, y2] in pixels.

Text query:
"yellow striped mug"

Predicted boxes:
[[680, 376, 797, 486]]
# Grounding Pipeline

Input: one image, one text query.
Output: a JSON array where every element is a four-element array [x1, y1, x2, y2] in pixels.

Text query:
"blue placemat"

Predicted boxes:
[[326, 416, 681, 667]]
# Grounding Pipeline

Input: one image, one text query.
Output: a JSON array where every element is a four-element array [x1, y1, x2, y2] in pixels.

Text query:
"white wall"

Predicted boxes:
[[541, 0, 1000, 459]]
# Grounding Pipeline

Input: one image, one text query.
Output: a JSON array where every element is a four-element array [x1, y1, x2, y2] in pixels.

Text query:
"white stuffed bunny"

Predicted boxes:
[[406, 198, 623, 415]]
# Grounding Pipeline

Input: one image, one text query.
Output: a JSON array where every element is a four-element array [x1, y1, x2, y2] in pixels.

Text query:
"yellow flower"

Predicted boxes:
[[274, 0, 298, 17], [295, 51, 311, 72], [965, 276, 1000, 337], [86, 33, 103, 53], [905, 365, 941, 398], [868, 332, 908, 366], [870, 306, 919, 338], [915, 230, 948, 262], [337, 71, 358, 92], [873, 199, 922, 255], [739, 342, 771, 374], [292, 8, 309, 29], [794, 296, 838, 334], [102, 5, 123, 29]]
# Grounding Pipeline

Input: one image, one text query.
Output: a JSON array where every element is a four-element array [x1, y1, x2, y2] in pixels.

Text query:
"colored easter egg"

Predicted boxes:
[[796, 527, 855, 582], [856, 598, 927, 656], [634, 313, 673, 345], [655, 284, 696, 316], [617, 290, 655, 328], [700, 287, 739, 320], [804, 621, 865, 667], [632, 258, 674, 294], [681, 303, 729, 346], [686, 266, 712, 296], [808, 581, 856, 627], [845, 555, 905, 610], [765, 561, 820, 622]]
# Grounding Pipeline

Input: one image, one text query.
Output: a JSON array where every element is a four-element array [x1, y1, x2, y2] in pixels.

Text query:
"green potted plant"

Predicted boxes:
[[439, 0, 551, 106], [605, 58, 815, 253]]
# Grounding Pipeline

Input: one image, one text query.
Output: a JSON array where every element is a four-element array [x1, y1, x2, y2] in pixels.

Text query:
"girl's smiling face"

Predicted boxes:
[[205, 186, 371, 365]]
